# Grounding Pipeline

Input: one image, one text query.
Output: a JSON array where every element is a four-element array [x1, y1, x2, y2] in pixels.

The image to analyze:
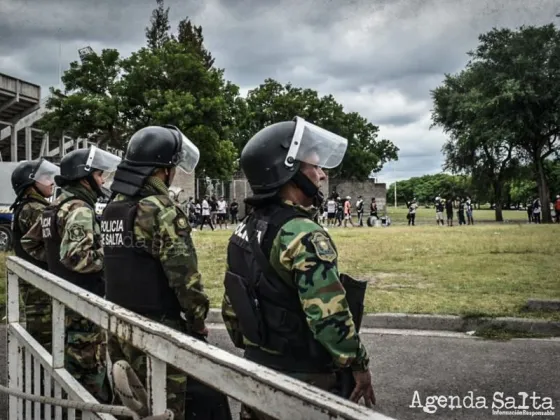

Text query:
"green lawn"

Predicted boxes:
[[2, 220, 559, 321]]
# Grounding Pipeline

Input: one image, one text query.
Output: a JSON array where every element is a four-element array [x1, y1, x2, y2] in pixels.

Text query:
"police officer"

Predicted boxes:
[[22, 146, 121, 404], [102, 125, 231, 420], [11, 158, 59, 351], [221, 116, 376, 419]]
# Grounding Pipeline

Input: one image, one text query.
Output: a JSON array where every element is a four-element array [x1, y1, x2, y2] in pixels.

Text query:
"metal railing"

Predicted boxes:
[[5, 256, 395, 420]]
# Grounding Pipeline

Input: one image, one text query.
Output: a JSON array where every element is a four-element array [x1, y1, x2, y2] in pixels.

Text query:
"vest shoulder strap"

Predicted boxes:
[[246, 205, 308, 287]]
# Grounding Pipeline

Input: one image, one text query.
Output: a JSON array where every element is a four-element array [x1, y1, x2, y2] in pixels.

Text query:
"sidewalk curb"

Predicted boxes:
[[206, 309, 560, 336]]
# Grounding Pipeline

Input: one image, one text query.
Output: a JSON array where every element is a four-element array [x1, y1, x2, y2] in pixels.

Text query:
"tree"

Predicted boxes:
[[433, 25, 560, 223], [145, 0, 170, 50], [38, 49, 126, 148], [40, 0, 241, 181], [431, 60, 521, 221], [237, 79, 399, 180], [177, 18, 215, 69]]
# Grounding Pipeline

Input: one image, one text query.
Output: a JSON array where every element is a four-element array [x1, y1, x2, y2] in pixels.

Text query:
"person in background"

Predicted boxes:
[[336, 197, 344, 226], [217, 196, 228, 229], [435, 197, 444, 226], [230, 198, 239, 224], [200, 195, 215, 230], [445, 197, 454, 227], [407, 198, 418, 226], [466, 196, 474, 225], [356, 195, 364, 226], [527, 200, 533, 223], [370, 197, 378, 219], [326, 195, 336, 227], [457, 198, 466, 225], [532, 196, 541, 224], [343, 196, 355, 227]]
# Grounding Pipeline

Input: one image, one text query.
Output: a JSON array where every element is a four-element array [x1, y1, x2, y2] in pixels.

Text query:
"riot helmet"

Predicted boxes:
[[11, 158, 60, 197], [110, 125, 200, 196], [240, 116, 348, 204], [55, 146, 121, 198]]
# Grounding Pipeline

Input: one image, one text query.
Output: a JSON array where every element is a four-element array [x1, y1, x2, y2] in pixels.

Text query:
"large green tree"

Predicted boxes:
[[431, 63, 520, 221], [40, 0, 240, 180], [236, 78, 399, 180], [432, 24, 560, 223]]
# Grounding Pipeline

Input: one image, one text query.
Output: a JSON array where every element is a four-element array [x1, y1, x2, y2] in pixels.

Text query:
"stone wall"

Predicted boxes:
[[326, 179, 388, 212], [206, 173, 387, 218], [171, 169, 196, 203]]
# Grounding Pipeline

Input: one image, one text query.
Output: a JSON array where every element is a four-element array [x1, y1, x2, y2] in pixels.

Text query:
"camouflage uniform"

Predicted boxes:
[[107, 176, 210, 420], [15, 189, 52, 351], [22, 185, 111, 404], [222, 201, 369, 420]]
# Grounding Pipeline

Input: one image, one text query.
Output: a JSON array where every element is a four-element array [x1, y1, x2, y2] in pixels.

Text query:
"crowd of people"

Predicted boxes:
[[320, 191, 380, 228], [181, 195, 240, 230]]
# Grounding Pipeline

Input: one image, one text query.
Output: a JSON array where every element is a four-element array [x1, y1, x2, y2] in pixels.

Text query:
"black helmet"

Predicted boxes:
[[240, 116, 348, 201], [123, 125, 199, 173], [11, 158, 60, 196], [110, 125, 199, 197], [11, 161, 38, 196], [55, 146, 121, 197]]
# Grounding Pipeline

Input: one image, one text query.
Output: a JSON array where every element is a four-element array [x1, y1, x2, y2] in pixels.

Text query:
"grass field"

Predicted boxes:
[[2, 208, 559, 321]]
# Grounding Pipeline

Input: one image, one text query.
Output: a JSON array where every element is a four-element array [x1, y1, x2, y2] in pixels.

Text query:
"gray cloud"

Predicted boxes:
[[1, 0, 558, 183]]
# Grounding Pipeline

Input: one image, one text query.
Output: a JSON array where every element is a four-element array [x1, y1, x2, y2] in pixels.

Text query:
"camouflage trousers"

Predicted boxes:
[[65, 309, 112, 404], [107, 318, 187, 420], [20, 284, 52, 352], [240, 372, 337, 419]]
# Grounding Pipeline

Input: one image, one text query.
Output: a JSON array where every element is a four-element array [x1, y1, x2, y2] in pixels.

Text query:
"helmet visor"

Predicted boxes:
[[86, 146, 122, 176], [31, 159, 60, 186], [174, 131, 200, 174], [285, 116, 348, 169]]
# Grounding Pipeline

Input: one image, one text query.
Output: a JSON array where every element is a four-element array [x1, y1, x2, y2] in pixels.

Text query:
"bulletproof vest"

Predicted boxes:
[[225, 203, 334, 374], [103, 195, 182, 320], [42, 196, 105, 296], [12, 198, 49, 271]]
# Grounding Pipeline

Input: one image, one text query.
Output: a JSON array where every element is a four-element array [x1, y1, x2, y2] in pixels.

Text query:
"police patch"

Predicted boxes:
[[310, 231, 337, 263], [68, 225, 86, 242], [176, 217, 188, 229]]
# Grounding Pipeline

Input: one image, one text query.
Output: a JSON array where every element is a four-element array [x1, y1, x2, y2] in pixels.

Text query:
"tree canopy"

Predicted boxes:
[[39, 0, 397, 183], [431, 24, 560, 222]]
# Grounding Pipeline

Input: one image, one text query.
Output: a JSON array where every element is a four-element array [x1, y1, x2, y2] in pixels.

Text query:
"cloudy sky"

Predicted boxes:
[[1, 0, 558, 184]]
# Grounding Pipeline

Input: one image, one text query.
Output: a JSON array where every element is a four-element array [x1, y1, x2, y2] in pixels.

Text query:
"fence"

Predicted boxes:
[[4, 256, 396, 420]]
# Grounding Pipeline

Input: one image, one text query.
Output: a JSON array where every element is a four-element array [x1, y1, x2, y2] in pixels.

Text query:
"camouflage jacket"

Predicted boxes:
[[22, 185, 103, 274], [111, 177, 209, 332], [222, 200, 370, 372], [15, 189, 50, 262]]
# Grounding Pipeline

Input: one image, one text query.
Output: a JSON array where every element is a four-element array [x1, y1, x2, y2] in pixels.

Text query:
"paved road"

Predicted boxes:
[[1, 324, 559, 420]]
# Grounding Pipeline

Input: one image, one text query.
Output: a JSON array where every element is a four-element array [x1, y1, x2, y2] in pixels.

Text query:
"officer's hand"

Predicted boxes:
[[350, 369, 376, 407]]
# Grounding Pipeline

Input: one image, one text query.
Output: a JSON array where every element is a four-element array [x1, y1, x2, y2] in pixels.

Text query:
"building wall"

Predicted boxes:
[[171, 169, 196, 203], [217, 173, 388, 217], [327, 179, 388, 212]]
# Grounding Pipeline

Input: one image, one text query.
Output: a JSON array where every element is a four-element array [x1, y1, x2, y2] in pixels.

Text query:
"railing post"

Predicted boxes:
[[7, 270, 22, 419], [147, 355, 167, 415]]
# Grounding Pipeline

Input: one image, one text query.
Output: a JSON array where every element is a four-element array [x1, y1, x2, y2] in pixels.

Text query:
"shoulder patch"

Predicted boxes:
[[68, 224, 86, 242], [309, 230, 337, 263], [175, 216, 188, 229]]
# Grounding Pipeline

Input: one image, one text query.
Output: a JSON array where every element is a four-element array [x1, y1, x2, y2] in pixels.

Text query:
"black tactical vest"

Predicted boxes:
[[102, 196, 182, 320], [12, 198, 49, 271], [42, 196, 105, 296], [224, 203, 334, 374]]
